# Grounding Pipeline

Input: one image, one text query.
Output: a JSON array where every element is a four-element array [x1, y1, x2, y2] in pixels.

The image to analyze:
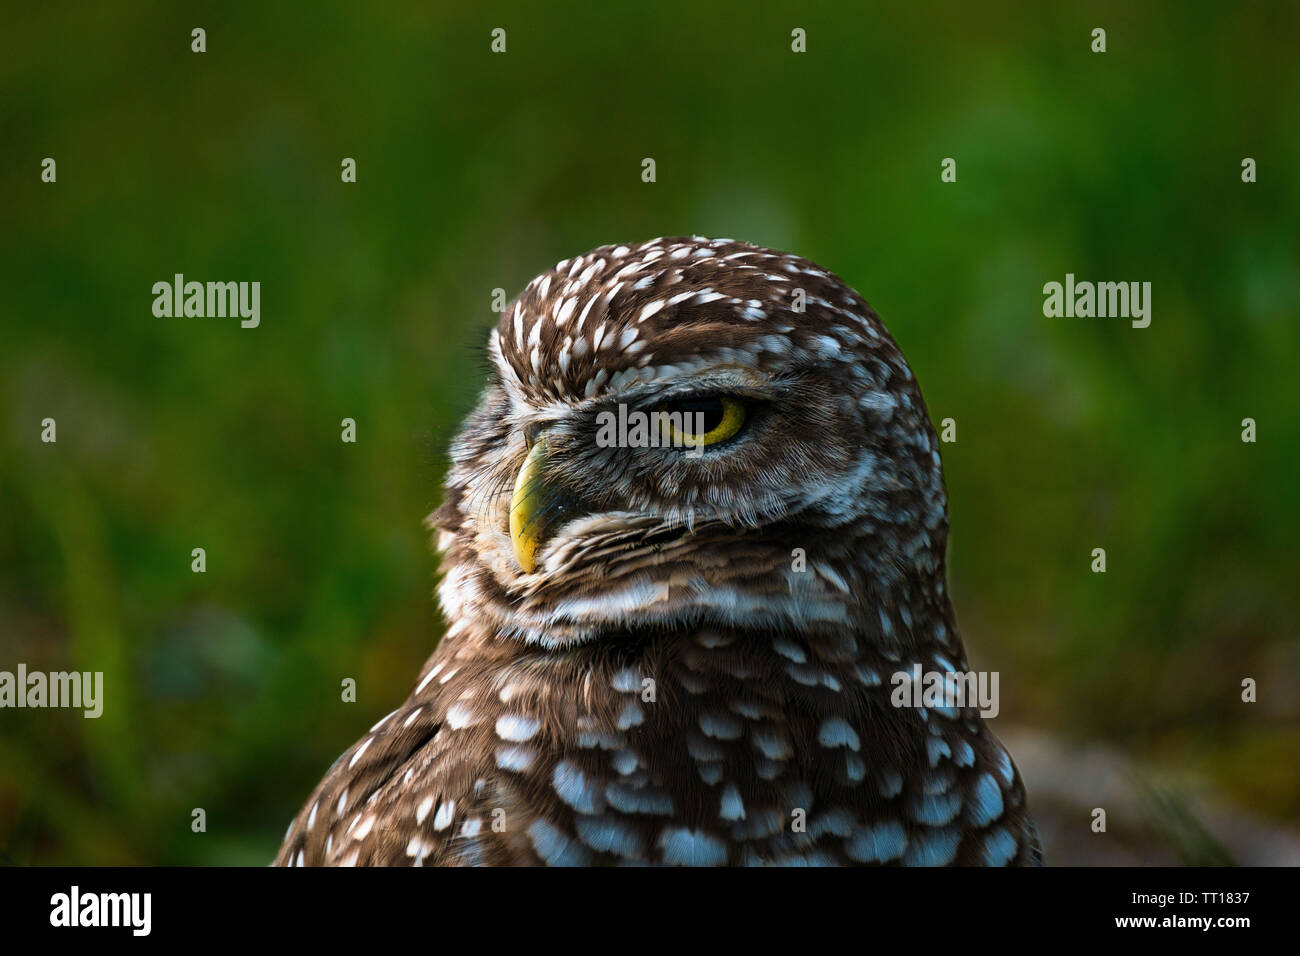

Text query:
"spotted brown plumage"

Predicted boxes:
[[274, 237, 1042, 866]]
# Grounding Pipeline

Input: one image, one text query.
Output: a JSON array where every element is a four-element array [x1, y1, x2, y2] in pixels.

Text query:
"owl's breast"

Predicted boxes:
[[416, 623, 1040, 866]]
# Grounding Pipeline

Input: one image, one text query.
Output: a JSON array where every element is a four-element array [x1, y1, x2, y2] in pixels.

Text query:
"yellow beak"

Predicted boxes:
[[509, 439, 550, 573]]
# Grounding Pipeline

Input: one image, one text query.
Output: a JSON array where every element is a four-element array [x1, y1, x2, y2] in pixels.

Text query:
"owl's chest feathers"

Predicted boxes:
[[425, 619, 1005, 865]]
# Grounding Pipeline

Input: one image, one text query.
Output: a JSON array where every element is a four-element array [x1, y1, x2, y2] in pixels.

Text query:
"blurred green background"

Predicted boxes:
[[2, 1, 1298, 865]]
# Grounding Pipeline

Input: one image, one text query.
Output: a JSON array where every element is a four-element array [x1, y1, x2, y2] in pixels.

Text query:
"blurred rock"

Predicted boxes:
[[1001, 727, 1300, 866]]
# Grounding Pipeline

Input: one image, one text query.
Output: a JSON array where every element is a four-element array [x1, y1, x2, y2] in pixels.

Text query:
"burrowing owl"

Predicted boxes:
[[275, 237, 1041, 866]]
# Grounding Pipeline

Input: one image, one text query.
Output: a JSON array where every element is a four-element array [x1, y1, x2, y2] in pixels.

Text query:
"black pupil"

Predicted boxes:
[[671, 398, 726, 435]]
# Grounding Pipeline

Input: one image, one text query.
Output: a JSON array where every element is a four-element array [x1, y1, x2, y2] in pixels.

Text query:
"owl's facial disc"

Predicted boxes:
[[503, 365, 772, 575]]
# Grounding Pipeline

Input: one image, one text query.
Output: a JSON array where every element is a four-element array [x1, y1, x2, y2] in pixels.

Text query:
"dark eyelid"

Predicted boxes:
[[656, 391, 755, 406]]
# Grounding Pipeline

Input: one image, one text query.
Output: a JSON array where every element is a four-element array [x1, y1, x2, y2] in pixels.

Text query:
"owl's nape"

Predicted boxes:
[[275, 236, 1042, 867]]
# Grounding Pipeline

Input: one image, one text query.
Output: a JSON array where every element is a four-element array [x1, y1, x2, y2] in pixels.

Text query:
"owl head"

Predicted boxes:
[[432, 237, 951, 650]]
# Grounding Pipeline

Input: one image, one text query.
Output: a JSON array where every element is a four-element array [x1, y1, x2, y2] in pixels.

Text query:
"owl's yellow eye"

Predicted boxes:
[[657, 396, 747, 448]]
